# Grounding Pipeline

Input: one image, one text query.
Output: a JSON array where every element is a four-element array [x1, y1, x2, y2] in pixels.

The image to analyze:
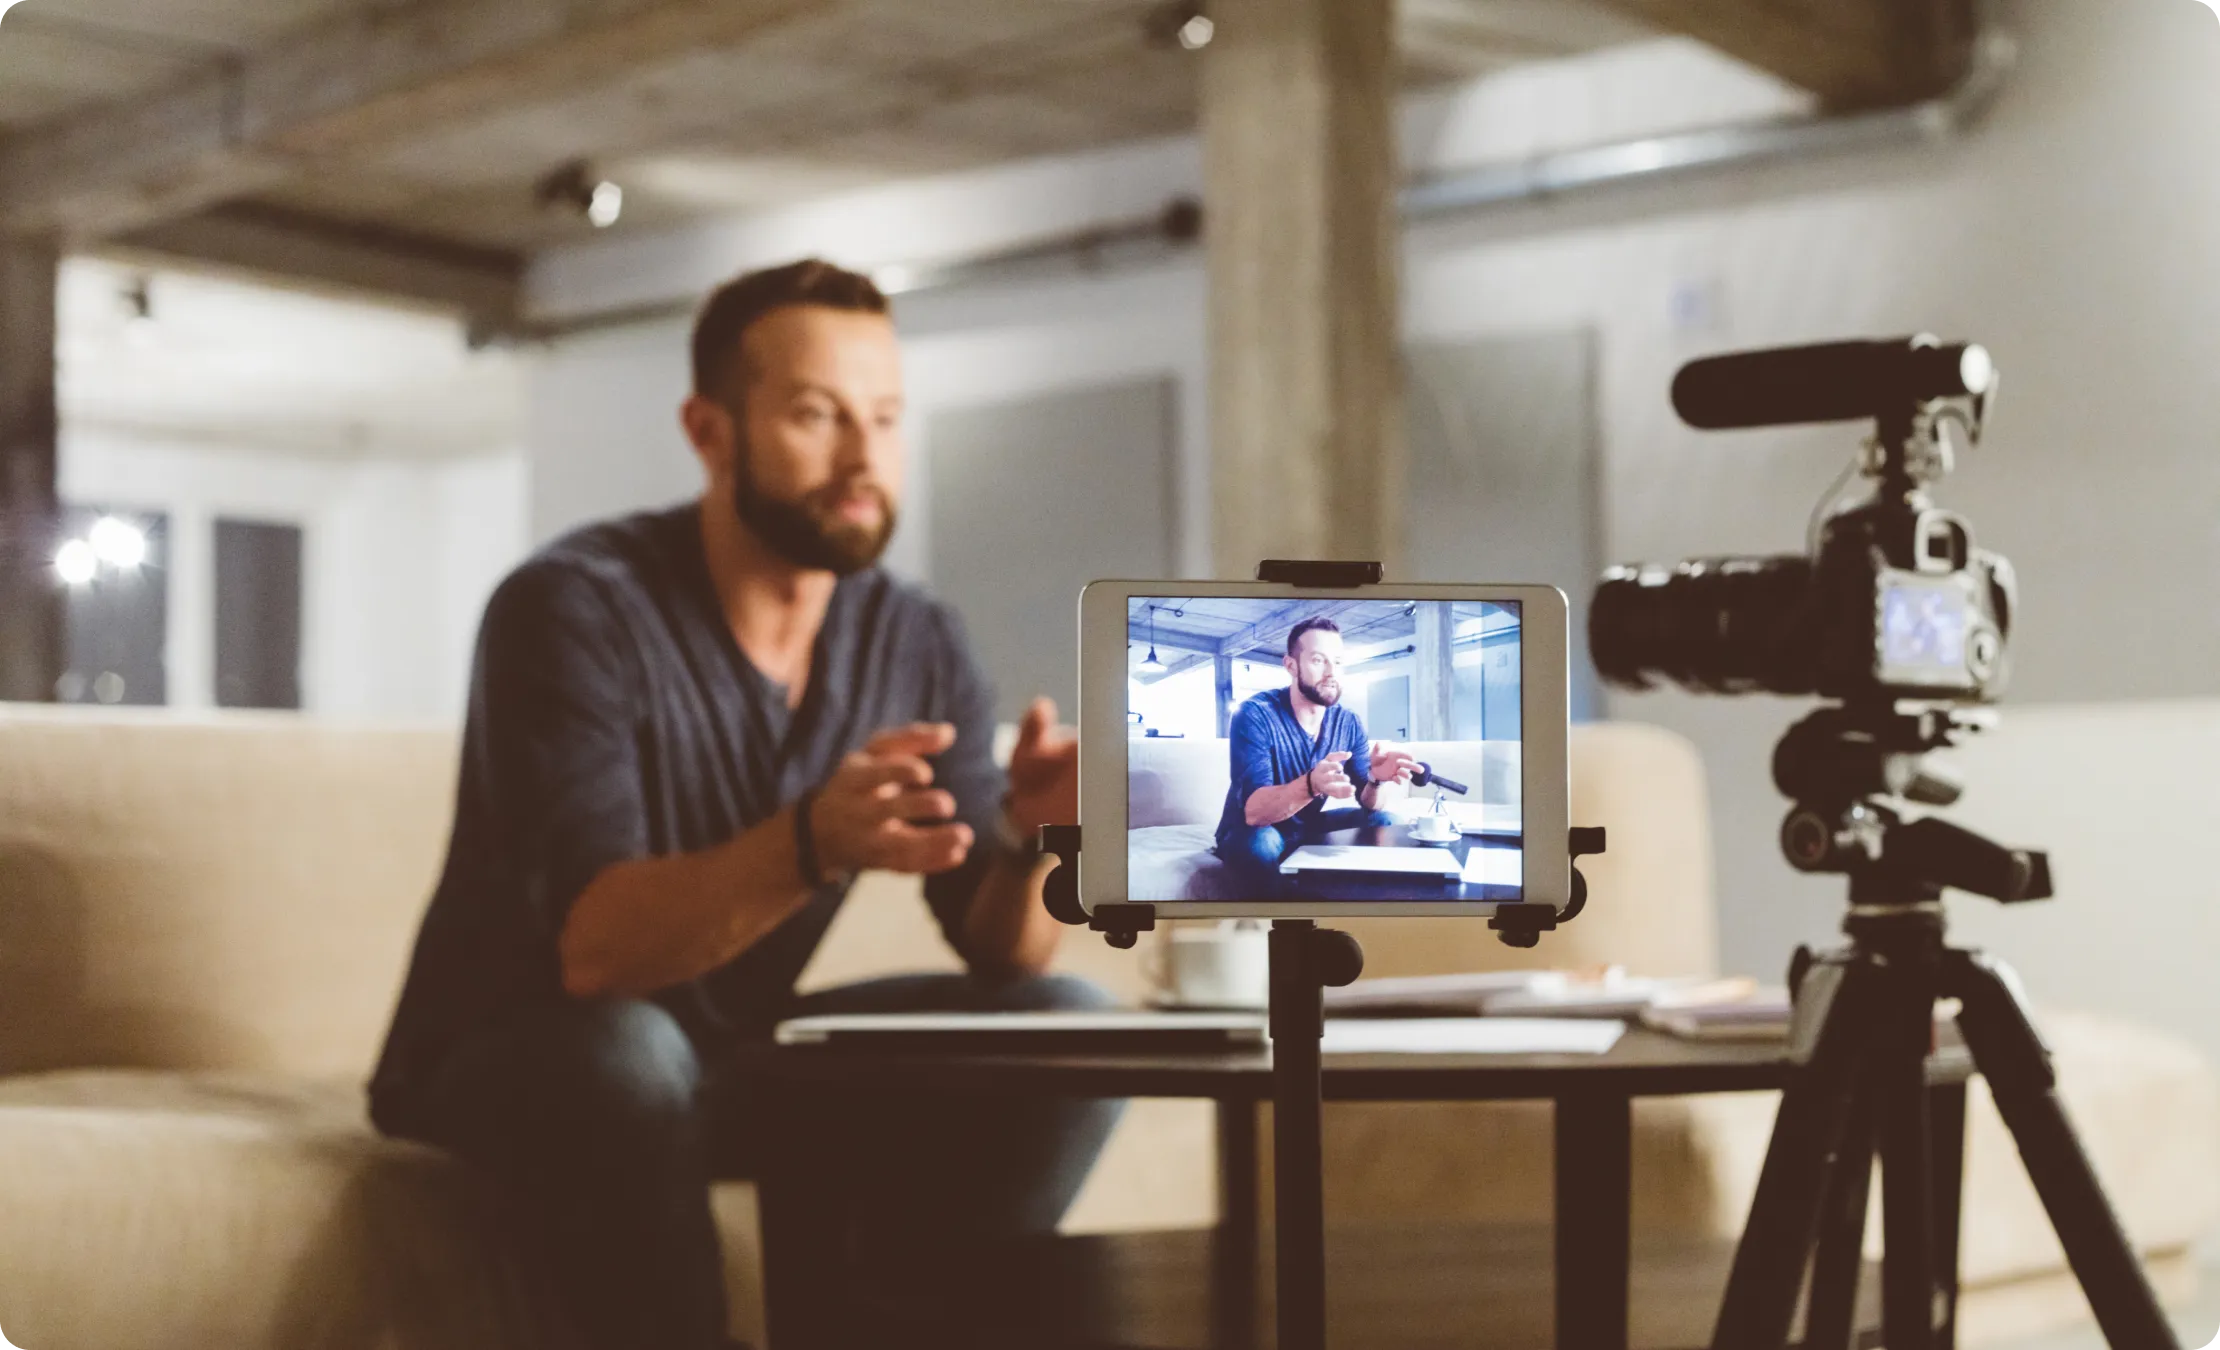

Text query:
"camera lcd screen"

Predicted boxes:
[[1125, 596, 1524, 905], [1881, 580, 1968, 676]]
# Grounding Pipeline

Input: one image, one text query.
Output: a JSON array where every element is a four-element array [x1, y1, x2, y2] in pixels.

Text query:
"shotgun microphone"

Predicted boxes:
[[1671, 337, 1995, 431], [1410, 763, 1468, 796]]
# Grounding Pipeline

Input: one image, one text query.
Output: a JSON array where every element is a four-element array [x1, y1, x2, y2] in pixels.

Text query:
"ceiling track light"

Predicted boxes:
[[121, 274, 154, 324], [534, 158, 624, 229], [1138, 604, 1170, 674], [1143, 1, 1212, 52]]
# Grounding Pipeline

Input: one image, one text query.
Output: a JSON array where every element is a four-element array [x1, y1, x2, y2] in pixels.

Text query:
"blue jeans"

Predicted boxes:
[[1219, 806, 1393, 891], [381, 972, 1123, 1350]]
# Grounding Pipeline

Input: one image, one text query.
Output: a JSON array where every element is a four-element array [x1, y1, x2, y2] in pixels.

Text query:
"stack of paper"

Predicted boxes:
[[1325, 969, 1762, 1021], [1319, 1017, 1626, 1056], [1486, 974, 1761, 1019], [1639, 986, 1794, 1042], [1322, 970, 1566, 1017]]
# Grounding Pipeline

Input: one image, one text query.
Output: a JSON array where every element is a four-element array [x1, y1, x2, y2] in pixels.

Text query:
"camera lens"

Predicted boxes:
[[1590, 555, 1817, 695]]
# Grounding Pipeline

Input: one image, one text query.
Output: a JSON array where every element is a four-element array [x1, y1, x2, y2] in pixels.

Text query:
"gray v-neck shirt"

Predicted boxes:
[[370, 505, 1002, 1117]]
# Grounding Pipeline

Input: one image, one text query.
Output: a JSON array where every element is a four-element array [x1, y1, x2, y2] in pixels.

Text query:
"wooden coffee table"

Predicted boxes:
[[740, 1024, 1973, 1349]]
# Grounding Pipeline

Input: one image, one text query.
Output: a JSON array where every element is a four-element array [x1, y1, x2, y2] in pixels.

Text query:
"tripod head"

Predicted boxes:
[[1771, 701, 2052, 907]]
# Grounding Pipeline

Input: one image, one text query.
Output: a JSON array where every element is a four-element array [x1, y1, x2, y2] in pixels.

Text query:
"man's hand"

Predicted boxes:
[[966, 697, 1071, 982], [1307, 750, 1357, 800], [811, 723, 975, 875], [1368, 742, 1419, 787], [1006, 697, 1078, 836]]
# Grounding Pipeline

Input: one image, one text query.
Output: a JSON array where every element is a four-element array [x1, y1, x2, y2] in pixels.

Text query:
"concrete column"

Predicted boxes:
[[1201, 0, 1404, 576], [1214, 649, 1236, 737], [0, 238, 61, 703], [1413, 602, 1454, 741]]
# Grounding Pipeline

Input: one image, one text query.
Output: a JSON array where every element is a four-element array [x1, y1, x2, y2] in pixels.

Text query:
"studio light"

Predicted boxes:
[[89, 516, 148, 569], [54, 539, 97, 587]]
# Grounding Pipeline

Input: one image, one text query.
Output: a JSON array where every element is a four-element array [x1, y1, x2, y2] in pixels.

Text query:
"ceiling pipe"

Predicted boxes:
[[515, 30, 2014, 345], [1401, 28, 2014, 219]]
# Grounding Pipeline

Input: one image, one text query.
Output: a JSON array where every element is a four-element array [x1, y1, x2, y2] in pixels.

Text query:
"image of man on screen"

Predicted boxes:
[[1213, 616, 1419, 890]]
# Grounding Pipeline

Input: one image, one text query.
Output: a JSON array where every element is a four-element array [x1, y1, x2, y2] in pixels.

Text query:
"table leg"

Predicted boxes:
[[1556, 1090, 1632, 1350], [757, 1164, 843, 1350], [1930, 1079, 1968, 1350], [1214, 1097, 1261, 1350]]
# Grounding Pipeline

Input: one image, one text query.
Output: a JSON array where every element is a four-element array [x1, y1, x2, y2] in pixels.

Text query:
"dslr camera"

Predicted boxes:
[[1591, 336, 2012, 705], [1590, 335, 2048, 899]]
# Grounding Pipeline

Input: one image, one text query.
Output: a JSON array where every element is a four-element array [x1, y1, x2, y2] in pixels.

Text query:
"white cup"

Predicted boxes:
[[1147, 921, 1271, 1010], [1410, 814, 1459, 844]]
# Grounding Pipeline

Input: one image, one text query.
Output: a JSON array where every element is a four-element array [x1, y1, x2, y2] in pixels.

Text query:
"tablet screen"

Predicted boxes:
[[1124, 596, 1524, 905]]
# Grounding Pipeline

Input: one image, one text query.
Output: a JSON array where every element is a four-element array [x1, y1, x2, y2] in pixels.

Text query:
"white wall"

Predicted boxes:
[[55, 256, 533, 724], [61, 428, 526, 722], [528, 320, 700, 553], [527, 260, 1213, 582], [1385, 0, 2220, 987], [520, 0, 2220, 1051]]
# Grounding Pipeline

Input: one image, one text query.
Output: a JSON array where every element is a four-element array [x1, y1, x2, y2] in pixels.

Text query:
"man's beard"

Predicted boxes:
[[731, 449, 897, 577], [1297, 676, 1341, 708]]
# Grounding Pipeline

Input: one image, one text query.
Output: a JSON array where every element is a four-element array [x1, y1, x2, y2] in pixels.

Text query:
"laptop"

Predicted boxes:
[[1278, 845, 1464, 879], [773, 1010, 1268, 1053]]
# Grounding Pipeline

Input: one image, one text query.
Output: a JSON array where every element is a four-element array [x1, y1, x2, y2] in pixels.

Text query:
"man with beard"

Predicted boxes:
[[368, 260, 1117, 1350], [1215, 617, 1420, 891]]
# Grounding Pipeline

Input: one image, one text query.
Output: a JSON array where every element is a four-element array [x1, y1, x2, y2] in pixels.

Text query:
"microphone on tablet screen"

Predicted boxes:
[[1410, 764, 1467, 796]]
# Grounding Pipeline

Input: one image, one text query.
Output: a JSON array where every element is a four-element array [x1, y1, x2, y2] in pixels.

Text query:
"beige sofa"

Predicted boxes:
[[0, 705, 2212, 1348]]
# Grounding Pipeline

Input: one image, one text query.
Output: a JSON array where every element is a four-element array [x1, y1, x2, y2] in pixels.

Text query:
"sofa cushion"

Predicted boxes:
[[0, 1070, 567, 1350], [1126, 737, 1235, 829], [1129, 824, 1239, 902], [0, 707, 459, 1079]]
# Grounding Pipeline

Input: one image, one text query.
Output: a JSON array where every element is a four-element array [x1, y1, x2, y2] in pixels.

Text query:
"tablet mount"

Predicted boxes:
[[1039, 559, 1604, 1350]]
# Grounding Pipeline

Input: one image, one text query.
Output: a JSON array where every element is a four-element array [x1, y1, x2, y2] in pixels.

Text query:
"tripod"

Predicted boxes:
[[1708, 706, 2182, 1349]]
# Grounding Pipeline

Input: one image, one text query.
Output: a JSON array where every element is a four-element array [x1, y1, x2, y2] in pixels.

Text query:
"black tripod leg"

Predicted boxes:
[[1877, 980, 1939, 1350], [1268, 923, 1363, 1350], [1948, 950, 2182, 1349], [1804, 1096, 1875, 1350], [1270, 922, 1330, 1350], [1709, 957, 1885, 1350], [1930, 1079, 1968, 1349]]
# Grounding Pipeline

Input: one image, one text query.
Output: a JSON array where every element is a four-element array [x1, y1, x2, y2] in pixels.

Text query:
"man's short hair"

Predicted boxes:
[[690, 259, 890, 400], [1286, 616, 1341, 657]]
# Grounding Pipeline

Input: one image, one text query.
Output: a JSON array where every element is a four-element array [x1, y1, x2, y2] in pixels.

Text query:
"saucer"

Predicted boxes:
[[1144, 993, 1270, 1014]]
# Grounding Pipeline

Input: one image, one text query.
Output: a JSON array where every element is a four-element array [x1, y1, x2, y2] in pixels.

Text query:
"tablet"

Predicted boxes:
[[1079, 581, 1570, 918]]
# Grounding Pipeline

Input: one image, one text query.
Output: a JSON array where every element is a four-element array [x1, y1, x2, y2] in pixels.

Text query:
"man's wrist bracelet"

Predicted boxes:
[[794, 789, 830, 888], [994, 801, 1045, 860]]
